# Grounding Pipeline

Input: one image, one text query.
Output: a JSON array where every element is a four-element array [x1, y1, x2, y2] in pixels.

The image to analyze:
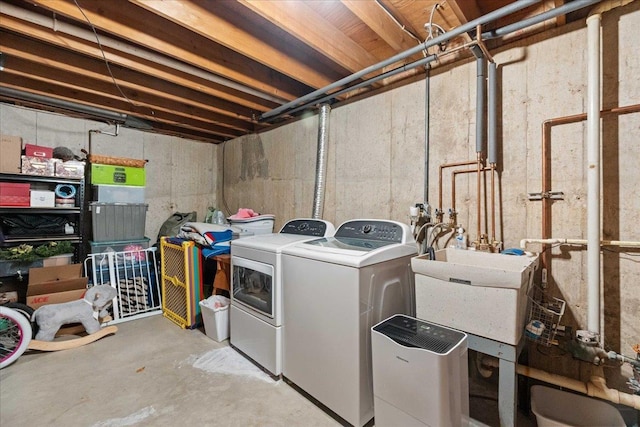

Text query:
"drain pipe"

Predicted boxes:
[[424, 68, 430, 208], [488, 61, 498, 245], [585, 7, 602, 340], [585, 0, 637, 343], [312, 104, 330, 219]]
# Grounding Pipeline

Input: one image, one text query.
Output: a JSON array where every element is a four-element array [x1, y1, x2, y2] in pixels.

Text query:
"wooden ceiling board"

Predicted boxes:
[[0, 0, 590, 143]]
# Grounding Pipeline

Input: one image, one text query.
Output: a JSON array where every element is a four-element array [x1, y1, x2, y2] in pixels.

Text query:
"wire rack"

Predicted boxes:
[[84, 247, 162, 324], [525, 284, 566, 346]]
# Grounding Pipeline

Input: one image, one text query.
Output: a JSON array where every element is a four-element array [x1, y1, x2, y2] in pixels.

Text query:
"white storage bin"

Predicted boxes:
[[228, 214, 275, 236], [93, 184, 145, 203], [199, 295, 230, 342], [531, 385, 625, 427]]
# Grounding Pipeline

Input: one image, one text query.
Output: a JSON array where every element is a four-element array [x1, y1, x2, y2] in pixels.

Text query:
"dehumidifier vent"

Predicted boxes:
[[373, 318, 465, 354]]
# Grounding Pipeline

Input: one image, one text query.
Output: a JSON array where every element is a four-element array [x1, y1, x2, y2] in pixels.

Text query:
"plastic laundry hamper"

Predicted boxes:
[[530, 385, 625, 427]]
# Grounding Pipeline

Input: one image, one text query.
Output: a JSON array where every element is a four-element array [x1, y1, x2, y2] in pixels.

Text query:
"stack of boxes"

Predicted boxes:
[[89, 162, 148, 252], [0, 136, 85, 208]]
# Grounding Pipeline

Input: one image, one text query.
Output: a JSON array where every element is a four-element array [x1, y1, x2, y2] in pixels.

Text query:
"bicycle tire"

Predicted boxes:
[[3, 302, 37, 338], [0, 306, 32, 369]]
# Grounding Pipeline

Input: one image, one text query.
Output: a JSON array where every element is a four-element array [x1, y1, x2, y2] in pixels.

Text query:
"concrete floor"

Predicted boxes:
[[1, 314, 537, 426]]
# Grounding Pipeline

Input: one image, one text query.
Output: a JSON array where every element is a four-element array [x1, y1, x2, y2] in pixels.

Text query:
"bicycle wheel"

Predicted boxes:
[[0, 306, 32, 369], [3, 302, 37, 338]]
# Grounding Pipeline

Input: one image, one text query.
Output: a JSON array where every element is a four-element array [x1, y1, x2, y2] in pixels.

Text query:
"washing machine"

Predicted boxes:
[[281, 219, 417, 427], [229, 218, 335, 377]]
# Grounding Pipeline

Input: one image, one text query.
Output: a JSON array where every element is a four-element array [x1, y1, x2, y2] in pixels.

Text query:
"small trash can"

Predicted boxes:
[[199, 295, 231, 342]]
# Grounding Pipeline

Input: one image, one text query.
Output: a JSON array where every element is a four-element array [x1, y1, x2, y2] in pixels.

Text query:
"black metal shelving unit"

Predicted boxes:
[[0, 173, 86, 263]]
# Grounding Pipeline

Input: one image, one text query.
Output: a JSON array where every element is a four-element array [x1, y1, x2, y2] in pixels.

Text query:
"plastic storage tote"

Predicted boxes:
[[530, 385, 625, 427], [91, 163, 146, 186], [90, 202, 148, 242], [89, 237, 150, 254], [199, 295, 230, 342]]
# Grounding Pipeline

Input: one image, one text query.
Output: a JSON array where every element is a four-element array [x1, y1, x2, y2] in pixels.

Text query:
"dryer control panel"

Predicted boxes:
[[336, 220, 405, 243], [280, 219, 331, 236]]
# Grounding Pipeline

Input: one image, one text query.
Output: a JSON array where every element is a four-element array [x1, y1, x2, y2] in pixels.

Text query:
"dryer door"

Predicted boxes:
[[231, 256, 274, 319]]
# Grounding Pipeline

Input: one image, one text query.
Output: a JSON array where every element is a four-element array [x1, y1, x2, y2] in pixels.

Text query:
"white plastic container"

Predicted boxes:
[[530, 385, 625, 427], [199, 295, 230, 342], [228, 214, 275, 236], [411, 248, 539, 344]]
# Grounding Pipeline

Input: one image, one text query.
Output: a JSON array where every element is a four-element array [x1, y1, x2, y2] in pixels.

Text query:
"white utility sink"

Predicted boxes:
[[412, 248, 539, 344]]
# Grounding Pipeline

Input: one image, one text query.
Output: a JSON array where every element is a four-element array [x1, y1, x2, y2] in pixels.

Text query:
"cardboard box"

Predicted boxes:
[[30, 190, 56, 207], [25, 144, 53, 158], [21, 155, 56, 176], [55, 160, 85, 178], [0, 135, 22, 174], [0, 182, 30, 206], [27, 264, 88, 309]]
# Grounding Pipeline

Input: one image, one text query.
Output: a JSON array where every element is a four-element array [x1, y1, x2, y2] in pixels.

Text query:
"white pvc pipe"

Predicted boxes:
[[586, 12, 601, 338], [520, 238, 640, 249]]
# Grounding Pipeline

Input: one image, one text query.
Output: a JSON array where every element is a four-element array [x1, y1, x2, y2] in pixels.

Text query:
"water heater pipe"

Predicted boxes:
[[312, 104, 330, 219]]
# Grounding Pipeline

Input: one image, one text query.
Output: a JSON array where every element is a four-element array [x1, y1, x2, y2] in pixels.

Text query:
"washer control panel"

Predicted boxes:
[[336, 220, 405, 243]]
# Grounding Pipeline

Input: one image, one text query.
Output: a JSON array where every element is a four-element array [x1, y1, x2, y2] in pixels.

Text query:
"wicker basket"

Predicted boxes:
[[89, 154, 147, 168]]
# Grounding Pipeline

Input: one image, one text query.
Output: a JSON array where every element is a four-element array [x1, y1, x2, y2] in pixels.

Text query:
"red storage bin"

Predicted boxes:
[[25, 144, 53, 158], [0, 182, 30, 206]]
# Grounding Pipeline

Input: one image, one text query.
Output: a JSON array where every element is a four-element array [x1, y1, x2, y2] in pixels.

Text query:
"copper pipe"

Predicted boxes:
[[540, 103, 640, 272], [476, 24, 495, 63], [438, 160, 477, 214], [452, 167, 491, 213]]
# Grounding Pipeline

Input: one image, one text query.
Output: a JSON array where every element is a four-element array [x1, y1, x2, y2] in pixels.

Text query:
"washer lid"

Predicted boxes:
[[281, 219, 416, 267]]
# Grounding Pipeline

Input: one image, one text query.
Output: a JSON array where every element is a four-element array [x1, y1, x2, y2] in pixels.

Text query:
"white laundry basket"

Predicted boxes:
[[530, 385, 626, 427], [199, 295, 230, 342], [228, 214, 275, 236]]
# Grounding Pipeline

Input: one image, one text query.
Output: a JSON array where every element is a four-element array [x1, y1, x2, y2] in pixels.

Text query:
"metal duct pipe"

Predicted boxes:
[[586, 10, 601, 338], [312, 104, 331, 219], [261, 0, 542, 121]]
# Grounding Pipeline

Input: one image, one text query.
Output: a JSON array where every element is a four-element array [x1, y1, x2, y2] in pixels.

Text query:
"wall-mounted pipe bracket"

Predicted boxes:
[[528, 191, 564, 201]]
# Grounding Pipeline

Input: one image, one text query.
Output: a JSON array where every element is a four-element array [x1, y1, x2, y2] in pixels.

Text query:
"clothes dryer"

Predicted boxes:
[[281, 219, 416, 427], [230, 218, 335, 377]]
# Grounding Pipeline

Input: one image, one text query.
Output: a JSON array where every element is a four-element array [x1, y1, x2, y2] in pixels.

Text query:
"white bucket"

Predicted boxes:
[[530, 385, 625, 427]]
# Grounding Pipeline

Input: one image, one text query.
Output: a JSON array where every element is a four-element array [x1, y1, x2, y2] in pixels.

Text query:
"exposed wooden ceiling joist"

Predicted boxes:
[[0, 0, 587, 143]]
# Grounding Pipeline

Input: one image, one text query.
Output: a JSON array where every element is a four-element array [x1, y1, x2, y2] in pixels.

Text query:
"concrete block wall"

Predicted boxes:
[[220, 4, 639, 387], [0, 105, 217, 244]]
